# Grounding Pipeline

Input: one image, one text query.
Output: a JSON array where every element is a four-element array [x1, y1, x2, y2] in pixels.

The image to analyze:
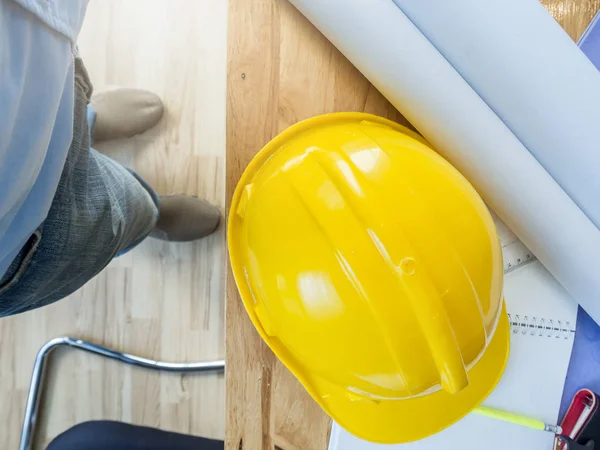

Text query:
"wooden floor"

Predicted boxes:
[[0, 1, 228, 448]]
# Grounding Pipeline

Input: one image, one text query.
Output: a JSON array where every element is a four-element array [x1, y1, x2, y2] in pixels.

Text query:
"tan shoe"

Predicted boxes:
[[91, 88, 164, 141], [152, 195, 220, 242]]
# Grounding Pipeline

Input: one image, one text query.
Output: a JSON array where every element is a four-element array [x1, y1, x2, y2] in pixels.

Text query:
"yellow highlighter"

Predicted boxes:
[[474, 406, 563, 435]]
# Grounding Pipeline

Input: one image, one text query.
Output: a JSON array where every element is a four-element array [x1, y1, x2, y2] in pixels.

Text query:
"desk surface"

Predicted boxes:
[[225, 1, 600, 449]]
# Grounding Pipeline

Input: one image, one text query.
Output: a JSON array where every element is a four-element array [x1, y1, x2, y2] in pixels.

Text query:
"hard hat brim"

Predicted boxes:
[[228, 112, 510, 445], [305, 302, 510, 444]]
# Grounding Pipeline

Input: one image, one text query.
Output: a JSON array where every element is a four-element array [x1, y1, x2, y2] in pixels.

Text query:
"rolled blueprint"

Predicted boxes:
[[394, 0, 600, 230], [288, 0, 600, 324]]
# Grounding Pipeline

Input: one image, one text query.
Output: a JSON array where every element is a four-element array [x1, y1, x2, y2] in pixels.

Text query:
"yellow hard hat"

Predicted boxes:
[[228, 113, 509, 444]]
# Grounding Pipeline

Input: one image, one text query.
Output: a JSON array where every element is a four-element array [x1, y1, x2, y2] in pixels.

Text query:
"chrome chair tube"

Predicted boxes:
[[20, 336, 225, 450]]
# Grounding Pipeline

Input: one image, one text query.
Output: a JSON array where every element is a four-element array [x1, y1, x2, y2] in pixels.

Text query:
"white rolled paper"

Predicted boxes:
[[394, 0, 600, 229]]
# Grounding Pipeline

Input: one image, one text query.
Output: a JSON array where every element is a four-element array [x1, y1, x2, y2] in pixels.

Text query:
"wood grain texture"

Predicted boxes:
[[225, 1, 600, 449], [541, 0, 600, 40], [0, 1, 227, 449]]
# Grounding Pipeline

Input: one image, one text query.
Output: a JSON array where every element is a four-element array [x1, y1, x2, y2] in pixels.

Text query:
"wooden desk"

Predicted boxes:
[[226, 1, 600, 449]]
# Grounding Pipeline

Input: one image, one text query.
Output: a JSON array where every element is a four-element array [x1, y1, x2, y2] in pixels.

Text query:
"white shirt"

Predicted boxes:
[[0, 0, 89, 279]]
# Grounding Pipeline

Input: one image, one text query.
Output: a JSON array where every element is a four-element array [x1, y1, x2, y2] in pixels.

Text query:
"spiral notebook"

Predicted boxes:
[[329, 213, 578, 450]]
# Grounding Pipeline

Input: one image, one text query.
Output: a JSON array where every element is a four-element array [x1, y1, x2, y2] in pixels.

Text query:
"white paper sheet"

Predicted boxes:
[[393, 0, 600, 231], [288, 0, 600, 325]]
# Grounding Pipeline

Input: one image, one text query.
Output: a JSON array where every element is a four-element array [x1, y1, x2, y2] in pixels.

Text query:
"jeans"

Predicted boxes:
[[46, 421, 224, 450], [0, 56, 159, 316]]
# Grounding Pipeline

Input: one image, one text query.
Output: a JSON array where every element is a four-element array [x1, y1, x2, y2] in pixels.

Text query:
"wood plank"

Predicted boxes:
[[225, 1, 599, 449], [541, 0, 600, 40]]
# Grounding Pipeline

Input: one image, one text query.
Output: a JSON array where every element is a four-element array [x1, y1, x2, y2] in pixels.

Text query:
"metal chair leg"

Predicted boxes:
[[20, 336, 225, 450]]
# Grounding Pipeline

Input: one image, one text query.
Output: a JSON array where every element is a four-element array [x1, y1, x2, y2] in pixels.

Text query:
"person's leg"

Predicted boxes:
[[0, 60, 159, 316], [87, 85, 220, 242], [0, 56, 218, 316], [46, 421, 224, 450]]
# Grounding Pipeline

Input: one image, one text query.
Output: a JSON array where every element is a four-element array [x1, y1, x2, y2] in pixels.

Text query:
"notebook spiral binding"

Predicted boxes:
[[507, 314, 576, 339]]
